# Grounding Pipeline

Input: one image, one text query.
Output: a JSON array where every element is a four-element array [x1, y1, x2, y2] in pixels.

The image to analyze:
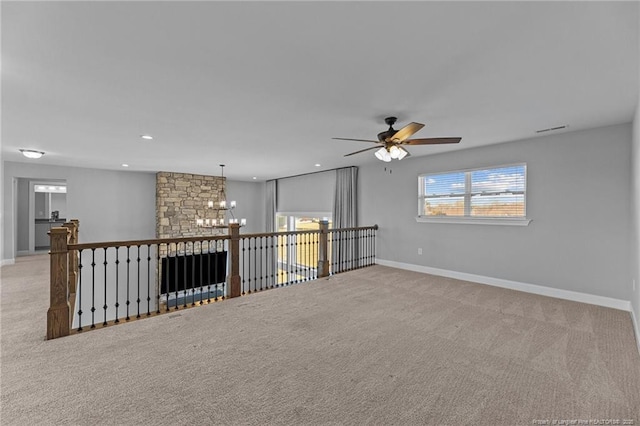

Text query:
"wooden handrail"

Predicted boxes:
[[67, 225, 379, 250], [239, 225, 378, 240], [327, 225, 379, 232], [69, 234, 229, 251]]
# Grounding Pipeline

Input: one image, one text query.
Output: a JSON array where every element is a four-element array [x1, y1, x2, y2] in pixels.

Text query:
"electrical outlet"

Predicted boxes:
[[418, 248, 422, 255]]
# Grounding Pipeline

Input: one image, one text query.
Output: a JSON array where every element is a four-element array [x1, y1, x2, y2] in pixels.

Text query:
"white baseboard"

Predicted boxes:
[[375, 259, 631, 312], [17, 250, 31, 256], [1, 259, 15, 267]]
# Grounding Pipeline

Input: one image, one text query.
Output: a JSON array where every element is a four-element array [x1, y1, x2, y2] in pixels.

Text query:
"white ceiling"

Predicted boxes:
[[2, 1, 638, 181]]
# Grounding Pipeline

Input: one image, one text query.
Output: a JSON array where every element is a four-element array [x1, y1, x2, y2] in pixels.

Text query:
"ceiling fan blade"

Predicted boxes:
[[403, 137, 462, 145], [389, 122, 425, 142], [332, 137, 381, 143], [344, 146, 380, 157]]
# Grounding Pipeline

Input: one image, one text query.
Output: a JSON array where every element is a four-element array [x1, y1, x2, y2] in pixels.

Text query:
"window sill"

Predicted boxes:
[[415, 216, 532, 226]]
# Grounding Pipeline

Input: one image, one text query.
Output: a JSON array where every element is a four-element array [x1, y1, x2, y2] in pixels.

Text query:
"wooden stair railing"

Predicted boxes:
[[47, 220, 378, 339]]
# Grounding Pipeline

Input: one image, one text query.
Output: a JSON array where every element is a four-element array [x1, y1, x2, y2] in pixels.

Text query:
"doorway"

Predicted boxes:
[[275, 213, 332, 283], [16, 179, 68, 255]]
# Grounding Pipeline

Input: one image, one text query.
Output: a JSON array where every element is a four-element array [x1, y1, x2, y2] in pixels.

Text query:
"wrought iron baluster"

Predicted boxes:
[[247, 237, 252, 294], [221, 239, 226, 300], [137, 245, 141, 318], [372, 228, 375, 265], [285, 234, 290, 286], [78, 249, 83, 331], [271, 236, 276, 288], [254, 237, 258, 292], [276, 235, 281, 288], [174, 243, 179, 310], [295, 233, 300, 284], [206, 241, 212, 303], [103, 248, 108, 326], [351, 230, 354, 270], [340, 231, 349, 272], [307, 232, 310, 282], [265, 236, 270, 289], [147, 244, 152, 315], [91, 248, 96, 328], [181, 242, 187, 309], [213, 241, 219, 301], [164, 244, 170, 312], [126, 246, 131, 320], [115, 247, 120, 323], [242, 238, 246, 295], [365, 229, 369, 266], [199, 242, 204, 305], [290, 233, 295, 285], [259, 236, 264, 291], [156, 244, 161, 314], [190, 242, 196, 307], [370, 228, 374, 266]]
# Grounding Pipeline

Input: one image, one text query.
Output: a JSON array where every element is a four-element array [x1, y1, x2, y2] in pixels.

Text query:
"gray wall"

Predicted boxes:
[[277, 171, 335, 213], [1, 157, 4, 264], [631, 7, 640, 341], [360, 123, 632, 301], [3, 161, 157, 261], [633, 103, 640, 342], [227, 180, 266, 234], [16, 178, 29, 252]]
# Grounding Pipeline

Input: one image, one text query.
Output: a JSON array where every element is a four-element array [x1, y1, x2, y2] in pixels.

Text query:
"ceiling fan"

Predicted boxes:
[[333, 117, 461, 162]]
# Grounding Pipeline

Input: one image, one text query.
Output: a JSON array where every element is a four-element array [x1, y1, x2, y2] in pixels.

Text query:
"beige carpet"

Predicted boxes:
[[1, 254, 639, 425]]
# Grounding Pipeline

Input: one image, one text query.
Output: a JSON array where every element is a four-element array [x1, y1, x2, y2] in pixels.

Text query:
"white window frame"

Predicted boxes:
[[416, 163, 531, 226]]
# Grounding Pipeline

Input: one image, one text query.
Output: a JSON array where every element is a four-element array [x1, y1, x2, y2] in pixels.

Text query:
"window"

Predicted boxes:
[[417, 164, 529, 225]]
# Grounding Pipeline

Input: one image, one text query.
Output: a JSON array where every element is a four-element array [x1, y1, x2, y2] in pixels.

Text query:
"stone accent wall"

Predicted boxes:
[[156, 172, 225, 239]]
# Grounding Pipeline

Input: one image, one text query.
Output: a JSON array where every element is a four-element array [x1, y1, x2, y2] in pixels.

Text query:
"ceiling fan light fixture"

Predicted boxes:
[[375, 147, 391, 162], [20, 149, 45, 159], [389, 145, 401, 159], [396, 147, 409, 160]]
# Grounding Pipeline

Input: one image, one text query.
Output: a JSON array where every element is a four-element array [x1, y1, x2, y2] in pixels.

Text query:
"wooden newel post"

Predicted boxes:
[[318, 220, 330, 278], [227, 223, 242, 298], [63, 219, 79, 329], [47, 227, 71, 340], [63, 220, 79, 296]]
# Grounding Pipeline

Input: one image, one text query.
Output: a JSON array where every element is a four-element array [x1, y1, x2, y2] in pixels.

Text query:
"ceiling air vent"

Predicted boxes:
[[535, 125, 568, 134]]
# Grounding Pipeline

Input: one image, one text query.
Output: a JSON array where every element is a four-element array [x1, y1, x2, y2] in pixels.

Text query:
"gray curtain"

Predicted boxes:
[[265, 180, 277, 232], [332, 167, 358, 228], [265, 180, 278, 290], [332, 167, 358, 270]]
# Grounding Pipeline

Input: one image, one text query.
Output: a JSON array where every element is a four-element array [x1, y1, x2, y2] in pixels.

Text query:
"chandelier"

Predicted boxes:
[[196, 164, 246, 229]]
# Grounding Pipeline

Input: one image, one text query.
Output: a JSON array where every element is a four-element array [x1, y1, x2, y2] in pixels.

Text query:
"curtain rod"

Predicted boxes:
[[267, 166, 356, 183]]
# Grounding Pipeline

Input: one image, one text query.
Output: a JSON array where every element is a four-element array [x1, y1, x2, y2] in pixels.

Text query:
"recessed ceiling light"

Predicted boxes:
[[19, 149, 45, 159], [315, 163, 321, 167], [122, 163, 129, 167], [252, 177, 257, 180], [140, 135, 153, 140]]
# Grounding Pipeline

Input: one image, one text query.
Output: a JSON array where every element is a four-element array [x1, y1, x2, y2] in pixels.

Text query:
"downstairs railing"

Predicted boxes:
[[47, 221, 378, 339]]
